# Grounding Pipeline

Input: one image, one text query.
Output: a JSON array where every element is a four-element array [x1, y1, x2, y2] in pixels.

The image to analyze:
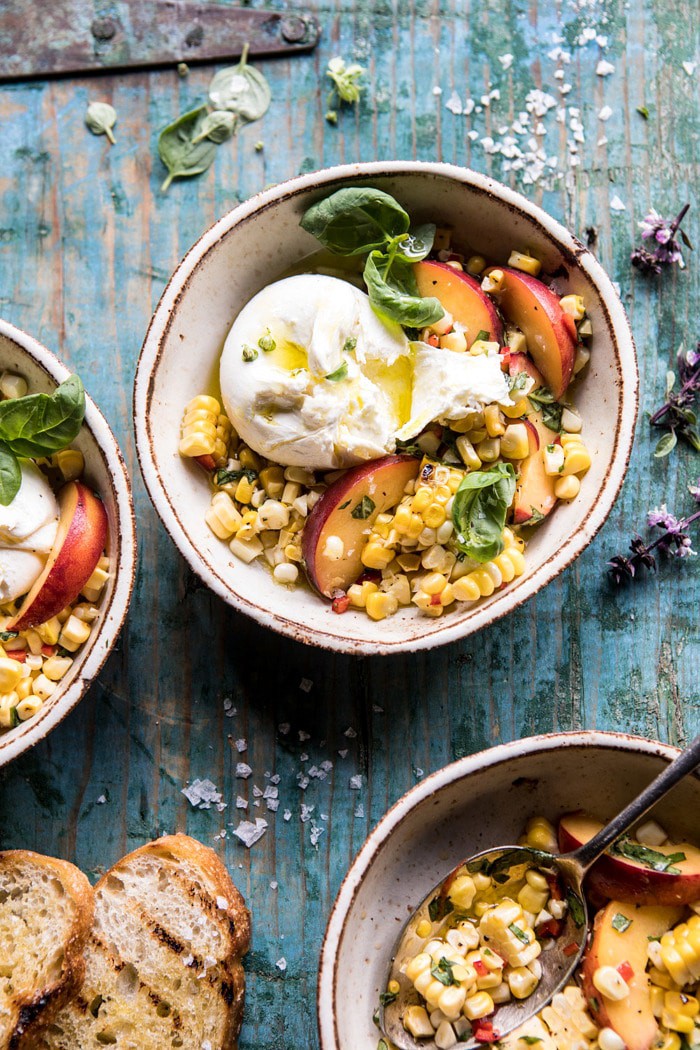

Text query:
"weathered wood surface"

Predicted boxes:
[[0, 1, 698, 1047]]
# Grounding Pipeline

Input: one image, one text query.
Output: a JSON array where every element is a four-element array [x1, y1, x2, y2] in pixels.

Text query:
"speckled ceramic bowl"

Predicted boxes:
[[317, 731, 699, 1049], [0, 319, 136, 767], [134, 162, 637, 654]]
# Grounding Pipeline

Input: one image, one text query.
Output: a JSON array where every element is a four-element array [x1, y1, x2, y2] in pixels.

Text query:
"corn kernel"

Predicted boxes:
[[476, 437, 500, 462], [361, 542, 393, 571], [574, 345, 591, 374], [470, 569, 495, 597], [234, 476, 255, 504], [453, 576, 482, 603], [502, 398, 530, 419], [562, 446, 592, 476], [416, 920, 433, 940], [523, 816, 557, 853], [505, 328, 528, 355], [440, 331, 467, 353], [456, 436, 482, 471], [397, 552, 421, 572], [412, 487, 432, 513], [508, 250, 542, 276], [348, 581, 378, 608], [429, 310, 454, 336], [404, 1005, 434, 1039], [365, 591, 399, 621], [501, 423, 530, 459], [52, 448, 85, 481], [58, 615, 91, 652], [481, 269, 505, 294], [422, 572, 447, 596], [16, 696, 42, 721], [593, 965, 630, 1001], [484, 404, 506, 437], [81, 564, 110, 603], [466, 254, 486, 275], [206, 492, 243, 539], [554, 475, 581, 500], [559, 294, 586, 320], [0, 372, 28, 399], [662, 1012, 695, 1034], [259, 465, 285, 498], [561, 407, 582, 433], [423, 503, 446, 529], [464, 991, 495, 1020], [42, 656, 73, 682], [0, 658, 23, 693], [543, 443, 565, 475]]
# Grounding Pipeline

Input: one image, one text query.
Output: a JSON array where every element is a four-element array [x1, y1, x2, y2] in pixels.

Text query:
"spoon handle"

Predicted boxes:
[[569, 734, 700, 872]]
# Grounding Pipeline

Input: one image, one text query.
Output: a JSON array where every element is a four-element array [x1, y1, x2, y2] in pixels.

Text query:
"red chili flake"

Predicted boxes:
[[41, 644, 56, 657], [617, 960, 634, 982], [430, 593, 442, 606], [546, 874, 564, 901], [538, 918, 562, 939], [195, 454, 217, 472], [500, 351, 511, 371], [6, 650, 26, 662], [473, 959, 488, 976], [473, 1021, 499, 1043], [331, 595, 350, 614], [563, 942, 579, 957]]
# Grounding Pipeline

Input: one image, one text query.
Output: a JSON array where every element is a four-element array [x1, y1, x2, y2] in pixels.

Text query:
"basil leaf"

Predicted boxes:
[[0, 441, 21, 507], [192, 109, 237, 145], [351, 495, 375, 519], [610, 836, 686, 873], [216, 468, 257, 486], [451, 463, 516, 563], [529, 389, 564, 431], [378, 991, 397, 1006], [364, 251, 444, 327], [0, 375, 85, 457], [85, 102, 117, 144], [325, 362, 348, 382], [612, 912, 632, 933], [566, 888, 585, 927], [654, 431, 677, 458], [158, 106, 218, 192], [508, 922, 530, 944], [430, 957, 458, 986], [0, 631, 18, 641], [428, 895, 453, 922], [398, 223, 436, 261], [300, 187, 410, 256], [208, 45, 271, 123], [521, 1038, 543, 1045]]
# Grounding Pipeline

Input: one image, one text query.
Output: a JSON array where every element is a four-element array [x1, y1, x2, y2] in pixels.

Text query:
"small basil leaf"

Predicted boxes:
[[192, 110, 238, 145], [325, 362, 348, 382], [0, 375, 85, 457], [208, 45, 271, 123], [85, 102, 117, 144], [666, 370, 676, 395], [398, 223, 436, 261], [0, 442, 21, 507], [451, 463, 516, 562], [300, 187, 410, 256], [158, 106, 218, 192], [364, 251, 444, 327], [351, 495, 375, 519], [653, 431, 677, 458]]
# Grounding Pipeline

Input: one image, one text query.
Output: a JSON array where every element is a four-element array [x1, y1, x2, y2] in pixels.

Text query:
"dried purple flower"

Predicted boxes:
[[608, 481, 700, 584], [631, 203, 691, 274], [650, 341, 700, 458]]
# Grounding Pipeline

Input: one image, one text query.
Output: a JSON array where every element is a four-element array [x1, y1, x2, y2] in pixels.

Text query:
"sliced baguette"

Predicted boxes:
[[0, 849, 94, 1050], [35, 834, 251, 1050]]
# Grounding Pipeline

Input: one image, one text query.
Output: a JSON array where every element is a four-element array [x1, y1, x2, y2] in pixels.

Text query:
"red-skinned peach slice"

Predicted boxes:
[[581, 900, 683, 1050], [485, 266, 577, 398], [559, 812, 700, 905], [512, 412, 558, 525], [508, 352, 546, 390], [414, 260, 503, 347], [8, 481, 108, 631], [302, 455, 419, 599]]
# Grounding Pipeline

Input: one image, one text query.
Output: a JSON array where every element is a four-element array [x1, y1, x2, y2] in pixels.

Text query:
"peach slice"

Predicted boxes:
[[559, 812, 700, 905], [581, 900, 683, 1050], [508, 351, 545, 390], [8, 482, 108, 631], [414, 260, 503, 347], [302, 455, 419, 598], [485, 266, 577, 398], [512, 412, 558, 525]]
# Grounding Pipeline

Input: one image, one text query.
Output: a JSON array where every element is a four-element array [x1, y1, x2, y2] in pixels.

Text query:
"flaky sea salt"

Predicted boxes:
[[236, 763, 252, 779], [310, 823, 324, 846], [278, 722, 290, 735], [181, 778, 225, 810], [235, 738, 247, 752], [299, 678, 313, 693], [96, 795, 107, 805], [610, 194, 626, 212], [445, 91, 464, 115], [216, 896, 227, 910], [682, 61, 696, 76], [598, 105, 613, 121], [498, 53, 514, 70], [355, 804, 365, 818], [236, 796, 248, 809], [349, 775, 363, 790], [233, 817, 268, 847], [596, 60, 615, 76], [276, 957, 287, 972]]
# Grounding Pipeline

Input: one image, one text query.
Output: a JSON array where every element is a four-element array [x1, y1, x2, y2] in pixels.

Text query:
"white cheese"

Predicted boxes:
[[0, 461, 59, 603]]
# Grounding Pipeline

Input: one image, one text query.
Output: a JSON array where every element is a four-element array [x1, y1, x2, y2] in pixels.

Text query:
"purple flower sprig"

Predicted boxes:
[[608, 481, 700, 584], [631, 203, 692, 275], [650, 342, 700, 458]]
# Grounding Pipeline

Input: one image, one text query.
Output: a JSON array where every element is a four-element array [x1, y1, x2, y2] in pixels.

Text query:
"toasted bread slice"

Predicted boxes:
[[0, 849, 93, 1050], [35, 834, 251, 1050]]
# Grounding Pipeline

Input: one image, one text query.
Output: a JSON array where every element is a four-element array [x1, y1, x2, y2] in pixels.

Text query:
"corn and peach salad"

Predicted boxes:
[[381, 813, 700, 1050], [179, 241, 593, 621]]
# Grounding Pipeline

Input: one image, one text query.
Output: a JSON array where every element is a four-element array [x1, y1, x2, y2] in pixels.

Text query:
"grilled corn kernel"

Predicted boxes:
[[59, 615, 91, 652], [506, 328, 528, 355], [32, 674, 56, 701], [257, 500, 290, 531], [259, 465, 285, 498], [438, 985, 467, 1020], [16, 696, 42, 721], [464, 991, 495, 1020], [206, 492, 242, 539], [466, 254, 487, 275], [662, 1012, 695, 1034], [469, 339, 499, 357], [229, 536, 263, 562], [397, 552, 422, 573], [0, 372, 28, 399], [484, 404, 506, 437], [448, 874, 476, 909], [561, 407, 582, 433], [416, 921, 433, 941], [361, 543, 393, 571], [81, 562, 110, 602], [574, 346, 591, 374], [365, 591, 399, 621], [543, 443, 565, 475], [508, 966, 539, 999], [501, 423, 530, 459], [523, 816, 558, 853], [440, 331, 468, 353], [508, 250, 542, 276], [423, 503, 447, 529], [481, 269, 505, 294], [562, 445, 592, 476], [348, 581, 378, 608], [42, 656, 73, 681], [421, 572, 447, 596], [593, 966, 630, 1001], [52, 448, 85, 481], [429, 311, 454, 336], [404, 1005, 434, 1039], [234, 476, 255, 504], [456, 436, 482, 470], [502, 398, 530, 419], [554, 475, 581, 500], [476, 437, 501, 462], [452, 576, 482, 603], [412, 487, 432, 513], [559, 294, 586, 320], [0, 658, 23, 693], [665, 992, 699, 1018], [406, 952, 433, 982]]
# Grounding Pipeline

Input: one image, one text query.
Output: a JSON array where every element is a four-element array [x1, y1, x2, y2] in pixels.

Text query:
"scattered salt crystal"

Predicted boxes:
[[263, 785, 279, 799], [310, 823, 324, 847], [236, 796, 248, 809], [598, 105, 613, 121], [554, 69, 565, 80], [253, 800, 260, 807], [300, 804, 315, 823], [596, 60, 615, 76], [349, 775, 363, 790], [276, 957, 287, 972], [498, 53, 514, 70], [344, 727, 357, 738], [683, 61, 696, 76], [278, 723, 290, 735], [467, 129, 479, 141], [372, 705, 384, 714], [559, 84, 572, 95], [320, 760, 333, 772], [96, 795, 107, 805], [610, 194, 626, 212], [181, 778, 225, 810], [297, 774, 309, 790], [266, 798, 280, 812], [270, 881, 278, 890], [596, 35, 608, 47], [270, 773, 281, 784], [299, 678, 313, 693], [338, 749, 348, 758], [298, 730, 310, 742], [355, 803, 365, 818], [597, 137, 609, 146], [445, 91, 464, 115], [321, 813, 329, 821], [235, 738, 247, 752], [223, 698, 233, 711], [253, 785, 263, 797], [236, 763, 252, 779], [464, 98, 475, 115], [182, 954, 195, 967], [414, 767, 424, 778], [216, 896, 228, 910], [432, 85, 443, 95], [283, 809, 292, 821], [233, 817, 268, 847], [300, 752, 309, 762], [480, 94, 491, 107]]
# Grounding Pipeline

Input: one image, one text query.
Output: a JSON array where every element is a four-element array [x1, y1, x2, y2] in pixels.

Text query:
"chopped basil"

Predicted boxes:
[[567, 889, 585, 928], [378, 1041, 390, 1050], [343, 337, 357, 353], [258, 332, 276, 352], [216, 467, 257, 486], [611, 836, 686, 874], [521, 507, 546, 526], [378, 991, 397, 1006], [351, 495, 376, 520], [589, 996, 600, 1013], [521, 1038, 543, 1045], [325, 362, 349, 382], [475, 329, 490, 342], [612, 912, 632, 933], [0, 631, 18, 641], [338, 500, 351, 510], [242, 345, 258, 362], [430, 956, 458, 986], [9, 707, 20, 728], [507, 371, 529, 393], [428, 895, 454, 922], [508, 922, 530, 944], [529, 388, 565, 431], [637, 106, 650, 119]]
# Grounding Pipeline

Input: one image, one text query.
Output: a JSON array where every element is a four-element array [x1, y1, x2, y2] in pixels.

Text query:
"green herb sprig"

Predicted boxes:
[[650, 342, 700, 458], [528, 387, 566, 432], [610, 836, 686, 873], [300, 187, 443, 327], [325, 56, 365, 123], [0, 376, 85, 506]]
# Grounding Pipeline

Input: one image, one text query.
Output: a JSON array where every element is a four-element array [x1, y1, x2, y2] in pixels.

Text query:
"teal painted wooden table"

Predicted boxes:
[[0, 1, 698, 1046]]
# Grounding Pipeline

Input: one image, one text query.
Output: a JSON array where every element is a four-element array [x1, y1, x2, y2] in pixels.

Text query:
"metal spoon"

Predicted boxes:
[[381, 734, 700, 1050]]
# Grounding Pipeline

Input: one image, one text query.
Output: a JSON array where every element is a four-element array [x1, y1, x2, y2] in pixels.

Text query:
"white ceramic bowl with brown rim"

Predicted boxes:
[[0, 319, 136, 767], [317, 731, 699, 1049], [134, 162, 638, 655]]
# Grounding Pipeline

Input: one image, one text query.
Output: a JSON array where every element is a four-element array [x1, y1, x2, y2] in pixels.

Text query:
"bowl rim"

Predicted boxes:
[[134, 161, 639, 655], [0, 318, 137, 767], [316, 729, 690, 1049]]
